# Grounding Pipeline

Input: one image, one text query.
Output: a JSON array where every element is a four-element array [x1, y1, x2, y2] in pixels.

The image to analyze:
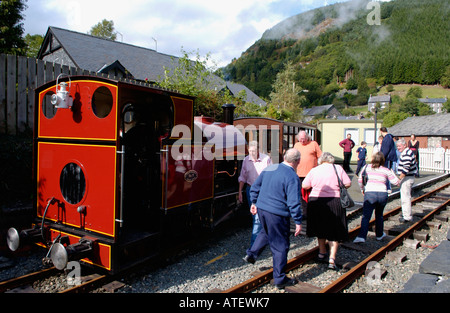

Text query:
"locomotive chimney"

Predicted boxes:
[[222, 103, 236, 125]]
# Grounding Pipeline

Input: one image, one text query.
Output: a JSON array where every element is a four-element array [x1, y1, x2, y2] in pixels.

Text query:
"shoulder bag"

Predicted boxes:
[[333, 165, 354, 209], [361, 165, 368, 186]]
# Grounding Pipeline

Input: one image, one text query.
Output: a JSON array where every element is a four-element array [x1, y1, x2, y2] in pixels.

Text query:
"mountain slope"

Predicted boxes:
[[223, 0, 450, 105]]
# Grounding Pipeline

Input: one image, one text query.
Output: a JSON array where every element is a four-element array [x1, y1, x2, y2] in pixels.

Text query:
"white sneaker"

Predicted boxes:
[[376, 232, 386, 241], [353, 237, 365, 243]]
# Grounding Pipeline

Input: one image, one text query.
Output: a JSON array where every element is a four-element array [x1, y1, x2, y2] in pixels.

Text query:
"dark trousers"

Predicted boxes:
[[246, 209, 290, 285], [299, 177, 307, 218], [246, 185, 262, 247], [355, 159, 366, 176], [358, 192, 388, 239], [384, 160, 393, 190], [343, 152, 352, 172]]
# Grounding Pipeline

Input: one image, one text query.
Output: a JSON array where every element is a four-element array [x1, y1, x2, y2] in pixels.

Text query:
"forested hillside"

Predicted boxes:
[[222, 0, 450, 107]]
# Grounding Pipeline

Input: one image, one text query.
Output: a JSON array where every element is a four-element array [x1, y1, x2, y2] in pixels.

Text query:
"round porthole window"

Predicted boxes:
[[42, 90, 57, 119], [92, 86, 113, 118], [60, 163, 86, 205]]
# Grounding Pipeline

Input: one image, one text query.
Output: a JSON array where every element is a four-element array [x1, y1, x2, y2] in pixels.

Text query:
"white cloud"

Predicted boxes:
[[23, 0, 349, 67]]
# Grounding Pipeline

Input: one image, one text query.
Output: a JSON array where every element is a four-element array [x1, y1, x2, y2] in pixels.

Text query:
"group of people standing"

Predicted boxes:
[[239, 127, 418, 289]]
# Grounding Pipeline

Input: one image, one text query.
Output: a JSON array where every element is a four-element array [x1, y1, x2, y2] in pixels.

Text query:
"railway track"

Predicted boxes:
[[223, 180, 450, 293], [0, 264, 113, 293], [1, 176, 448, 294], [0, 266, 57, 293]]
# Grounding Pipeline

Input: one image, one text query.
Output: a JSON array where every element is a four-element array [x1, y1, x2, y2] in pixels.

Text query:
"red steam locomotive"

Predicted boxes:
[[6, 75, 245, 273]]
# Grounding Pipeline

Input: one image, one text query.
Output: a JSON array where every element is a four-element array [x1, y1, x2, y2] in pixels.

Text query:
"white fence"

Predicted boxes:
[[418, 148, 450, 174]]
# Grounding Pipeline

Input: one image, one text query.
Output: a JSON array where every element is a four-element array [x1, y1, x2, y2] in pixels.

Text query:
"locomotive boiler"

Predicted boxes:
[[6, 75, 245, 273]]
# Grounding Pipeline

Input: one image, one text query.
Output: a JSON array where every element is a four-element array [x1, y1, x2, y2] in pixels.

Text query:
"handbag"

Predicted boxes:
[[361, 165, 368, 186], [333, 165, 354, 208]]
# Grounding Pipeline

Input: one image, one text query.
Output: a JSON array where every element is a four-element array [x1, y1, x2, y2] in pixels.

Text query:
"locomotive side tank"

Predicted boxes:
[[6, 75, 245, 273]]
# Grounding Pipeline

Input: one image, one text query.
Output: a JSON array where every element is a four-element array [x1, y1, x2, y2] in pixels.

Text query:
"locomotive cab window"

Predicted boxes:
[[42, 90, 57, 119], [60, 162, 86, 205], [92, 86, 113, 118], [122, 103, 136, 134]]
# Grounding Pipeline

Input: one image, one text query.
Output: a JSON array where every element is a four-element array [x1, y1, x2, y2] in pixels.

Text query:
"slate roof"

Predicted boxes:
[[38, 26, 269, 105], [224, 82, 267, 106], [303, 104, 339, 116], [388, 113, 450, 136], [418, 97, 447, 103], [368, 95, 391, 103], [39, 27, 170, 81], [38, 26, 225, 90]]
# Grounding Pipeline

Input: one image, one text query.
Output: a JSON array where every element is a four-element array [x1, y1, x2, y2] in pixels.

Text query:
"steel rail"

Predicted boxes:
[[0, 266, 58, 293], [222, 181, 450, 293], [320, 196, 449, 293], [59, 273, 109, 293]]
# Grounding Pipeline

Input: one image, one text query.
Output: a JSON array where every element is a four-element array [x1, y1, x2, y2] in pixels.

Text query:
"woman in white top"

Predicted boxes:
[[372, 135, 383, 155], [354, 152, 400, 243]]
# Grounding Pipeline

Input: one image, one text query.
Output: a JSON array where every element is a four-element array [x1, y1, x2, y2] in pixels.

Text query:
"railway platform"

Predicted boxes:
[[399, 239, 450, 293], [344, 165, 448, 211]]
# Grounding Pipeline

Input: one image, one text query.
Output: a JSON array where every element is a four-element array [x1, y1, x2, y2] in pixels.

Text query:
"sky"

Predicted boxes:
[[22, 0, 386, 67]]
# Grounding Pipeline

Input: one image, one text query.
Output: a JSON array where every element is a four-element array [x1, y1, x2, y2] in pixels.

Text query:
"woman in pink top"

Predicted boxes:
[[353, 152, 400, 243], [302, 152, 351, 270]]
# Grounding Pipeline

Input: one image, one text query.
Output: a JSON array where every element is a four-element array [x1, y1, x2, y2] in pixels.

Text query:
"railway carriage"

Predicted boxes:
[[233, 117, 318, 164], [7, 75, 245, 273]]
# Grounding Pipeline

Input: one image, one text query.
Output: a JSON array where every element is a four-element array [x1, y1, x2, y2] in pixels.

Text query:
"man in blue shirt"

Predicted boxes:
[[243, 148, 302, 289], [355, 141, 367, 176], [380, 127, 397, 169]]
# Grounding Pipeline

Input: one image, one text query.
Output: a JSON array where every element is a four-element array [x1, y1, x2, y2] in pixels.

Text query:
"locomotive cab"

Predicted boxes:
[[7, 75, 245, 273], [120, 91, 172, 233]]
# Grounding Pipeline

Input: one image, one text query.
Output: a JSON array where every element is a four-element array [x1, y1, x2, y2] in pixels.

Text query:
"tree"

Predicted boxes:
[[158, 49, 224, 118], [441, 65, 450, 88], [357, 78, 370, 96], [265, 104, 282, 120], [89, 19, 117, 40], [442, 99, 450, 113], [382, 111, 409, 127], [269, 61, 304, 122], [0, 0, 27, 55], [345, 77, 357, 90], [24, 34, 43, 57], [400, 97, 420, 116], [406, 86, 422, 99], [159, 49, 216, 95], [417, 102, 435, 116]]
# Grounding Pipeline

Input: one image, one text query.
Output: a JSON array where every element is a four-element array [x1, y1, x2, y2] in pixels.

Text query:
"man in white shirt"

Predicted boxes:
[[238, 141, 272, 246]]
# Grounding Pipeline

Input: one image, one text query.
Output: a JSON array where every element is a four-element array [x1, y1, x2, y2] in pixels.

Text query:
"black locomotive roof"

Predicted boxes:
[[35, 74, 195, 100]]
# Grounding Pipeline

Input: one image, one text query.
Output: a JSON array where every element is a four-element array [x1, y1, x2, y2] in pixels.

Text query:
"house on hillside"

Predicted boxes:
[[388, 113, 450, 149], [368, 94, 391, 111], [418, 97, 448, 114], [302, 104, 341, 121], [37, 26, 265, 105]]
